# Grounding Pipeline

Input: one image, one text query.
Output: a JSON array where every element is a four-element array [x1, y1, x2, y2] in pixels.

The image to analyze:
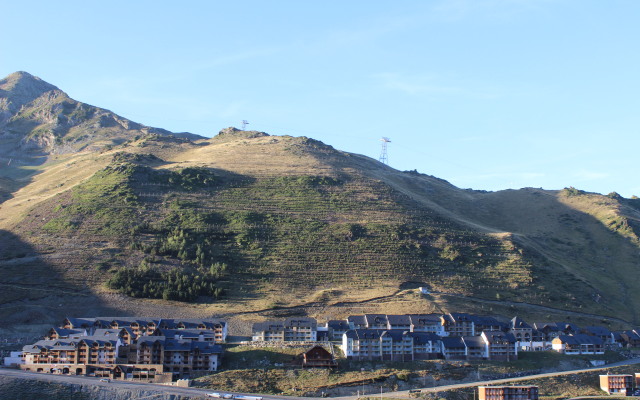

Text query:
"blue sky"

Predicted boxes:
[[2, 0, 639, 197]]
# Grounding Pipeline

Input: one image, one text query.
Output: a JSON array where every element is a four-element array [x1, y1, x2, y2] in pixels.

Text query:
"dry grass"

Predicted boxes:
[[1, 131, 639, 325]]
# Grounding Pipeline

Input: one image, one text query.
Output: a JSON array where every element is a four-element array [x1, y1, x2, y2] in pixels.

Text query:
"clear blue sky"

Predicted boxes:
[[2, 0, 639, 197]]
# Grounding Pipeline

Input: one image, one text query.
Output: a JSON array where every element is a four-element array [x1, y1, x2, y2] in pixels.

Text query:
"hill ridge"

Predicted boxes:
[[0, 73, 639, 328]]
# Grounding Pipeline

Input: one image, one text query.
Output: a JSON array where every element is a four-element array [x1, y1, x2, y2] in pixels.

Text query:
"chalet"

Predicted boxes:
[[478, 386, 538, 400], [62, 317, 97, 330], [582, 326, 613, 344], [252, 321, 285, 341], [45, 327, 87, 340], [509, 317, 532, 342], [532, 323, 561, 341], [618, 330, 640, 347], [552, 334, 604, 355], [301, 345, 337, 368], [409, 314, 447, 336], [341, 329, 442, 361], [481, 331, 518, 361], [21, 317, 225, 382], [443, 313, 475, 337], [342, 329, 384, 360], [365, 314, 389, 329], [347, 315, 367, 329], [408, 332, 442, 360], [284, 318, 317, 342], [326, 320, 351, 340], [380, 330, 414, 361], [463, 336, 486, 360], [600, 374, 633, 395], [441, 337, 467, 360], [386, 315, 412, 330], [159, 319, 227, 342], [60, 317, 227, 342], [154, 328, 217, 342], [471, 316, 507, 334], [252, 318, 317, 342]]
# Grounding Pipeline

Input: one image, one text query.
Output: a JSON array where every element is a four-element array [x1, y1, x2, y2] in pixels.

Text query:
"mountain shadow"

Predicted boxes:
[[0, 230, 121, 326]]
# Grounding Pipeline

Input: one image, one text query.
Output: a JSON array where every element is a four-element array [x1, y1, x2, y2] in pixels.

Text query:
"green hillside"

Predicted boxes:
[[1, 72, 639, 327]]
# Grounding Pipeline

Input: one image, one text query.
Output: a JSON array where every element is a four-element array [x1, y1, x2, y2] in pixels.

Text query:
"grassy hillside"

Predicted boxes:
[[0, 126, 638, 326]]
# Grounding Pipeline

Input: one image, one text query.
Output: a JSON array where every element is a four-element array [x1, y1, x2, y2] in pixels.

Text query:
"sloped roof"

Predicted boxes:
[[510, 316, 532, 329], [327, 320, 350, 330], [407, 331, 441, 344], [408, 314, 443, 326], [462, 336, 485, 349], [441, 336, 466, 349], [386, 315, 411, 325], [344, 329, 385, 340], [556, 334, 603, 345], [482, 330, 516, 343]]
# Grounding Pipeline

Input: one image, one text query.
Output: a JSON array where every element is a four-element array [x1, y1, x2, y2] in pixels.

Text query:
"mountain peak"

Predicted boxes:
[[0, 71, 61, 112]]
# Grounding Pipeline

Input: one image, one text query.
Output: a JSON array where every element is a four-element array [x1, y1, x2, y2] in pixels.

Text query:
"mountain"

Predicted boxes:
[[0, 71, 204, 208], [0, 72, 639, 328], [0, 71, 202, 154]]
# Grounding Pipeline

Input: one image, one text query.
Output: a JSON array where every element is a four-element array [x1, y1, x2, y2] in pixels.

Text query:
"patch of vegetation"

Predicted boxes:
[[562, 186, 585, 197], [106, 264, 223, 302]]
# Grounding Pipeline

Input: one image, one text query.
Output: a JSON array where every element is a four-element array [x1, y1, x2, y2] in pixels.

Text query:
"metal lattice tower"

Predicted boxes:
[[241, 120, 249, 130], [379, 137, 391, 164]]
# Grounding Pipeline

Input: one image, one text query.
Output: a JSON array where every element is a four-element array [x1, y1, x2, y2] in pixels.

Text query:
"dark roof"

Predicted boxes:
[[471, 316, 507, 328], [482, 330, 516, 343], [49, 327, 85, 337], [441, 336, 466, 349], [386, 315, 411, 325], [63, 317, 96, 328], [556, 334, 603, 345], [327, 320, 350, 330], [284, 317, 317, 328], [344, 329, 385, 340], [380, 330, 408, 341], [365, 314, 388, 326], [253, 321, 285, 332], [407, 331, 441, 344], [583, 326, 611, 336], [533, 322, 560, 331], [347, 315, 367, 325], [409, 314, 443, 326], [556, 322, 581, 332], [462, 336, 485, 348], [510, 316, 532, 329], [158, 328, 213, 338]]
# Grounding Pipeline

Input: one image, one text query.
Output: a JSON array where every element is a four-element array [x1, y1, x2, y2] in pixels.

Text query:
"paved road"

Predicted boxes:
[[0, 367, 313, 400], [3, 358, 640, 400], [336, 358, 640, 400]]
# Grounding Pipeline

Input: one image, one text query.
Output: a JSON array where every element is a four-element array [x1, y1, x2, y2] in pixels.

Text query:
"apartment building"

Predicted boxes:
[[600, 374, 634, 395], [19, 317, 225, 382], [478, 386, 538, 400], [252, 318, 317, 342]]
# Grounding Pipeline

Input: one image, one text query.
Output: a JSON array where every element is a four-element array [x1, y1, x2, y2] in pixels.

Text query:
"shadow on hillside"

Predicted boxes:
[[0, 229, 122, 327], [0, 144, 48, 205], [383, 168, 640, 324]]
